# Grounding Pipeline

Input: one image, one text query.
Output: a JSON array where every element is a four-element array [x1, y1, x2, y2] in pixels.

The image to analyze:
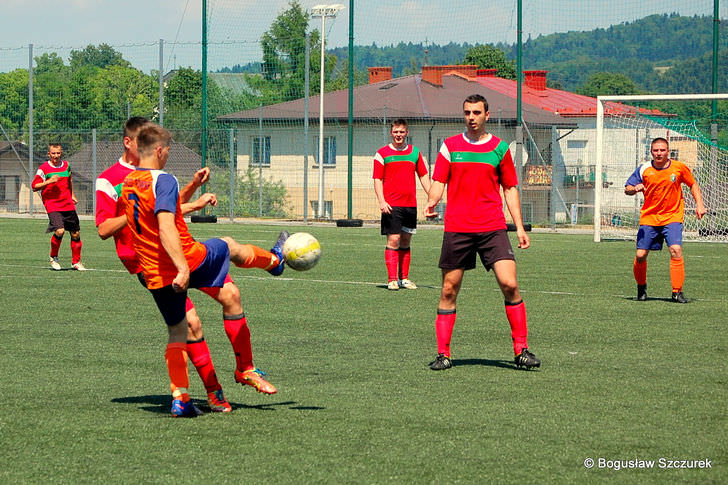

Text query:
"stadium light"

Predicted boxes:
[[311, 4, 345, 218]]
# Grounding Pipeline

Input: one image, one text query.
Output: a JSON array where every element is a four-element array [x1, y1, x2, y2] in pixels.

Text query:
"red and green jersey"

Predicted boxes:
[[373, 144, 428, 207], [120, 168, 207, 290], [95, 158, 141, 274], [32, 160, 76, 212], [625, 159, 696, 226], [433, 133, 518, 233]]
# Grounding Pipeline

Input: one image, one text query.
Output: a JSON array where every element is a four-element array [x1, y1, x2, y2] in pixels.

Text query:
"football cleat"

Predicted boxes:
[[514, 348, 541, 369], [207, 389, 232, 413], [268, 231, 290, 276], [72, 262, 88, 271], [429, 353, 452, 370], [671, 291, 688, 304], [50, 256, 61, 271], [637, 284, 647, 301], [171, 399, 203, 418], [235, 368, 277, 394], [399, 278, 417, 290], [387, 280, 400, 291]]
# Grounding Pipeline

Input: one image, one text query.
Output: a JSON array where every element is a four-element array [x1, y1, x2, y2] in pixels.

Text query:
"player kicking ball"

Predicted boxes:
[[120, 123, 288, 417]]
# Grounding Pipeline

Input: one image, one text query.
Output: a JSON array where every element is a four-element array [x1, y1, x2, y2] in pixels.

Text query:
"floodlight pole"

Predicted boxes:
[[312, 4, 344, 219]]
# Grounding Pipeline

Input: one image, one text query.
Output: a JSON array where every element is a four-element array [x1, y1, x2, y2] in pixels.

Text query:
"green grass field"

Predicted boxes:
[[0, 217, 725, 484]]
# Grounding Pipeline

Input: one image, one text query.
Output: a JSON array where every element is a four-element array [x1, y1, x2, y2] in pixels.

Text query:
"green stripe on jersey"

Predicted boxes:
[[46, 168, 71, 177], [383, 146, 420, 165], [450, 140, 508, 167]]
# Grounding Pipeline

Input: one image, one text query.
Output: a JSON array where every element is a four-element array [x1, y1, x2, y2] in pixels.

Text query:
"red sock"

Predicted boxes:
[[505, 300, 528, 355], [435, 309, 457, 357], [71, 238, 82, 265], [50, 233, 62, 258], [385, 248, 398, 282], [187, 338, 222, 393], [633, 257, 647, 286], [165, 342, 190, 401], [398, 247, 411, 280], [223, 313, 254, 372], [670, 257, 684, 292]]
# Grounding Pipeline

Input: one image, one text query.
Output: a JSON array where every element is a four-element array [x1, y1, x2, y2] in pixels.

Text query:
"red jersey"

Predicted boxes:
[[95, 158, 141, 274], [32, 160, 76, 212], [433, 133, 518, 233], [372, 144, 428, 207], [120, 168, 207, 289], [625, 159, 696, 226]]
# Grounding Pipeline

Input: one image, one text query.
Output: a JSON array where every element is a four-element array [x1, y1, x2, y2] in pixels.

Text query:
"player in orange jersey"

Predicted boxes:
[[95, 116, 231, 413], [120, 123, 286, 417], [625, 137, 706, 303]]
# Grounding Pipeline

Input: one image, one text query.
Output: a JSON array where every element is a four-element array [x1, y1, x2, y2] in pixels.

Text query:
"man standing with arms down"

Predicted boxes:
[[32, 143, 87, 271], [373, 119, 431, 290], [424, 94, 540, 371], [625, 137, 706, 303]]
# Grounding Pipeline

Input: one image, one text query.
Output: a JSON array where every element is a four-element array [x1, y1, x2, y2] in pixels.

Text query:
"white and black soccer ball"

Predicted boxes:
[[282, 232, 321, 271]]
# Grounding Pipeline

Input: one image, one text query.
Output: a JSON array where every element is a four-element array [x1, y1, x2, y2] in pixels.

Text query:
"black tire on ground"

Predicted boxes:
[[191, 214, 218, 223], [336, 219, 363, 227], [506, 223, 532, 232]]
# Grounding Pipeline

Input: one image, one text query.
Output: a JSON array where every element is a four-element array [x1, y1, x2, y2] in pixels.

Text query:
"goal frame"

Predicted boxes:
[[594, 93, 728, 242]]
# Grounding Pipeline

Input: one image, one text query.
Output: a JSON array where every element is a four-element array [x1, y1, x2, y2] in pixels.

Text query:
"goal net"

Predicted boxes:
[[595, 94, 728, 243]]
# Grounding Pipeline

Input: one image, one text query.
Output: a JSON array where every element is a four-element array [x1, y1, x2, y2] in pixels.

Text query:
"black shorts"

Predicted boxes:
[[439, 230, 515, 271], [381, 206, 417, 235], [149, 284, 188, 326], [46, 210, 80, 233]]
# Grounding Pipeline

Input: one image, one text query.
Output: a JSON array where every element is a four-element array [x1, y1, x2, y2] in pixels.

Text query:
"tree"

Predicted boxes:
[[576, 72, 641, 97], [461, 45, 516, 79], [69, 44, 131, 70]]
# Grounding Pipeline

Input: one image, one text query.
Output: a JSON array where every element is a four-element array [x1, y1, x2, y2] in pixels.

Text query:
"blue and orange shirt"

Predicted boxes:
[[120, 168, 206, 289], [433, 133, 518, 233], [625, 159, 696, 226]]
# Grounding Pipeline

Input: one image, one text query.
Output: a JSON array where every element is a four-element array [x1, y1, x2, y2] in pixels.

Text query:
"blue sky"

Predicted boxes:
[[1, 0, 723, 72]]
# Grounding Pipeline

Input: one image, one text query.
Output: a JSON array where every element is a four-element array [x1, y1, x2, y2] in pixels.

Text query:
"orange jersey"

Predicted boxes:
[[625, 159, 696, 226], [120, 168, 206, 289]]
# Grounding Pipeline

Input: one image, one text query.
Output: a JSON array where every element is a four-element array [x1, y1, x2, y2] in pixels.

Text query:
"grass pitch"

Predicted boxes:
[[0, 217, 725, 484]]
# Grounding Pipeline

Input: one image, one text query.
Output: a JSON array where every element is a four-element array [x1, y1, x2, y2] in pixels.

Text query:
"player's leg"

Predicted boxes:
[[208, 281, 277, 394], [634, 225, 657, 301], [67, 211, 87, 270], [222, 233, 288, 276], [666, 222, 687, 303], [398, 231, 416, 289], [47, 212, 64, 270], [382, 209, 402, 289], [184, 297, 231, 413], [150, 286, 202, 417]]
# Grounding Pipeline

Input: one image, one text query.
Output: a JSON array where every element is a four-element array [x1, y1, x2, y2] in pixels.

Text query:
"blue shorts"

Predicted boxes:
[[637, 222, 683, 250], [148, 238, 231, 326]]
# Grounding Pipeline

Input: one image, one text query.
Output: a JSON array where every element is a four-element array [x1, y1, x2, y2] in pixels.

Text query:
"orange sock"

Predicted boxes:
[[233, 244, 278, 270], [165, 342, 190, 401], [633, 258, 647, 286], [670, 257, 684, 292]]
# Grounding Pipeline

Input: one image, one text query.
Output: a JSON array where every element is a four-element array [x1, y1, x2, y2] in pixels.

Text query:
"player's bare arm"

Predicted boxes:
[[181, 193, 218, 215], [157, 211, 190, 292], [424, 181, 445, 218], [179, 167, 211, 203], [97, 214, 128, 240], [690, 183, 707, 219], [373, 179, 392, 214], [419, 173, 432, 195], [503, 186, 530, 249], [624, 183, 644, 195], [69, 173, 78, 204]]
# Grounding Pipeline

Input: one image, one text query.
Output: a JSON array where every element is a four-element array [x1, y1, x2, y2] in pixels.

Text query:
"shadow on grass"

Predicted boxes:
[[621, 296, 676, 302], [450, 358, 515, 370], [111, 395, 326, 415]]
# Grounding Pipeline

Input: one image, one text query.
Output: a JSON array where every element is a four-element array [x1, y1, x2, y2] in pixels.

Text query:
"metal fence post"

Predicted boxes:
[[92, 129, 97, 216], [229, 128, 235, 222], [28, 43, 34, 215]]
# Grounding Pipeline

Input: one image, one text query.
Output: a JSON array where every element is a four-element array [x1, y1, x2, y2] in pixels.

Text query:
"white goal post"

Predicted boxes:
[[595, 93, 728, 242]]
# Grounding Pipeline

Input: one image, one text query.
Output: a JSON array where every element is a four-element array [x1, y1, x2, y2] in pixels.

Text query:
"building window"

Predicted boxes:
[[315, 136, 336, 166], [251, 136, 271, 166], [566, 140, 588, 150], [669, 149, 679, 159]]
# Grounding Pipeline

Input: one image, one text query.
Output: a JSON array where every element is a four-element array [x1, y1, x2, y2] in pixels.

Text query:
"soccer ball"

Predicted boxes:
[[282, 232, 321, 271]]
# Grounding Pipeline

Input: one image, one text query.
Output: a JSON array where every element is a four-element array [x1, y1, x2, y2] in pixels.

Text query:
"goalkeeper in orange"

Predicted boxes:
[[624, 137, 706, 303]]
